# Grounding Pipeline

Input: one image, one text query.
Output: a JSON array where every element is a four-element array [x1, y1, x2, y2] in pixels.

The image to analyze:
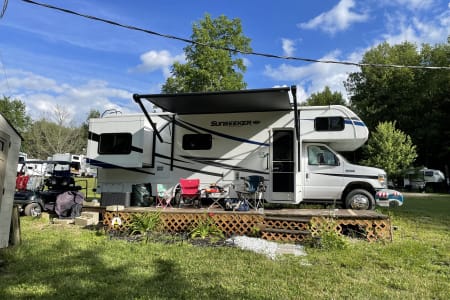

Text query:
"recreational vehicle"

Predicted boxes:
[[0, 113, 22, 248], [403, 167, 446, 192], [87, 87, 396, 210]]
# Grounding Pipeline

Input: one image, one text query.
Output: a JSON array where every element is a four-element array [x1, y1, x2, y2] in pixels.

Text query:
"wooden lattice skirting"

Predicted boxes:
[[102, 210, 391, 242]]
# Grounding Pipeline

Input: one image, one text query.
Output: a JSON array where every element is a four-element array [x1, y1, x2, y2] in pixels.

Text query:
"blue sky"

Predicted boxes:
[[0, 0, 449, 124]]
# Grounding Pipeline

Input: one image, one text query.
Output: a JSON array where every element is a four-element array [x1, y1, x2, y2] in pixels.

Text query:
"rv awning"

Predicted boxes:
[[133, 86, 294, 114]]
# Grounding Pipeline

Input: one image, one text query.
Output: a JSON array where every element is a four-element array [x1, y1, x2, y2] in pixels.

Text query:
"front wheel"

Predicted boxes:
[[24, 203, 42, 217], [345, 189, 374, 210]]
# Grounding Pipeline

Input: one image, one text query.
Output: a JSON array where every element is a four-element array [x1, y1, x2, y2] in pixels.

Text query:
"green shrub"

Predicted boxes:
[[130, 212, 162, 243], [308, 217, 347, 250], [190, 213, 224, 241]]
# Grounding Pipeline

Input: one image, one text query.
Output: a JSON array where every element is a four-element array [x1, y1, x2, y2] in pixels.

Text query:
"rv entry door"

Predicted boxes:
[[270, 129, 295, 201]]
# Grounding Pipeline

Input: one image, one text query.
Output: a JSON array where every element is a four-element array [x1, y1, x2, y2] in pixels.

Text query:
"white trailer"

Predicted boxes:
[[87, 87, 391, 209], [0, 113, 22, 248], [404, 167, 446, 192]]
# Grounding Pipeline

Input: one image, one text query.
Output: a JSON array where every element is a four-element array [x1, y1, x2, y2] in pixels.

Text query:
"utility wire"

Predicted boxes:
[[1, 0, 8, 18], [21, 0, 450, 70]]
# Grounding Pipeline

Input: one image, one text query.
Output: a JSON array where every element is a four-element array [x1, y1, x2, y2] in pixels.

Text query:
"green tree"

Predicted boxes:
[[22, 106, 86, 159], [0, 96, 32, 133], [345, 40, 450, 169], [304, 86, 347, 106], [162, 14, 252, 93], [361, 121, 417, 180]]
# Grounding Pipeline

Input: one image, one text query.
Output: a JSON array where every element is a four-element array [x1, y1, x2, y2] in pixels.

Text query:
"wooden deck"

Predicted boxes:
[[84, 204, 391, 242]]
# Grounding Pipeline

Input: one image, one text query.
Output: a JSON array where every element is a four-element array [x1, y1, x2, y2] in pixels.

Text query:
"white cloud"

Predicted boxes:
[[281, 38, 296, 57], [132, 50, 185, 77], [380, 0, 435, 10], [264, 50, 363, 102], [298, 0, 369, 34], [1, 69, 135, 124], [380, 10, 450, 46]]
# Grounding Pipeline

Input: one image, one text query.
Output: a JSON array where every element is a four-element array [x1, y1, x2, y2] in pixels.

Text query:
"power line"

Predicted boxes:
[[1, 0, 8, 18], [20, 0, 450, 70]]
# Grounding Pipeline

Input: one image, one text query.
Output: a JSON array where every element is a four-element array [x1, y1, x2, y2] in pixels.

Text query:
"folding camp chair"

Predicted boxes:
[[178, 178, 201, 208], [155, 184, 175, 208], [235, 175, 266, 210]]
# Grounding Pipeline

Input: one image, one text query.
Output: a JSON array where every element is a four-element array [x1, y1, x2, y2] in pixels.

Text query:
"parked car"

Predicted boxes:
[[14, 161, 82, 217]]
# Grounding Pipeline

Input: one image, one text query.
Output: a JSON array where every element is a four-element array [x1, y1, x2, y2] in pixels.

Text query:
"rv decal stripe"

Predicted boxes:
[[181, 156, 269, 175], [344, 119, 365, 127], [88, 131, 100, 142], [313, 172, 378, 180], [131, 146, 143, 153], [173, 119, 203, 134], [160, 162, 223, 177], [155, 153, 190, 164], [178, 119, 269, 146], [86, 158, 154, 175]]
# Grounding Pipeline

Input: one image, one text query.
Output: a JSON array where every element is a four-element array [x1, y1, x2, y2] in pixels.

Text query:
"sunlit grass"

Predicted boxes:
[[0, 194, 449, 299]]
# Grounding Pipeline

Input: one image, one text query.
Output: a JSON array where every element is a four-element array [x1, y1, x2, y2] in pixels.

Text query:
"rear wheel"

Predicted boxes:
[[24, 203, 42, 217], [345, 189, 374, 210]]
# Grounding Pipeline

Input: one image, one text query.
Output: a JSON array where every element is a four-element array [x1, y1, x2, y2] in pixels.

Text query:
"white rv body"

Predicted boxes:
[[0, 113, 22, 248], [87, 87, 387, 209]]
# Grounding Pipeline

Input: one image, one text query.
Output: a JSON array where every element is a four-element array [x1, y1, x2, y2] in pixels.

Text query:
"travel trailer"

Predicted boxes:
[[403, 167, 446, 192], [0, 113, 22, 248], [49, 153, 95, 177], [87, 86, 395, 210]]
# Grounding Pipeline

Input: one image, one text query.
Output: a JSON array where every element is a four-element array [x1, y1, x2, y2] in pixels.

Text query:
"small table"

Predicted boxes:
[[203, 190, 229, 210]]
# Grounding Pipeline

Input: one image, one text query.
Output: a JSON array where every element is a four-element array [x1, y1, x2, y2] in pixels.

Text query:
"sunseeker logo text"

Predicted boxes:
[[210, 120, 259, 127]]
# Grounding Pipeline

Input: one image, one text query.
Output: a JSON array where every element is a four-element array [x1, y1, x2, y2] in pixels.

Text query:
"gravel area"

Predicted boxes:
[[226, 236, 307, 260]]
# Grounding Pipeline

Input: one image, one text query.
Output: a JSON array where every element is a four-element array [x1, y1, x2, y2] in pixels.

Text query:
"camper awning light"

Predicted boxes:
[[133, 87, 294, 115]]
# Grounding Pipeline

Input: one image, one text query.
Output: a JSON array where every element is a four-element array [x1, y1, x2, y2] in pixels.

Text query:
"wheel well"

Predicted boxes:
[[341, 182, 375, 201]]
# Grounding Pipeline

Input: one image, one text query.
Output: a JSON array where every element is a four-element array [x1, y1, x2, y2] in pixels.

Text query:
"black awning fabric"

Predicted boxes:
[[134, 87, 293, 114]]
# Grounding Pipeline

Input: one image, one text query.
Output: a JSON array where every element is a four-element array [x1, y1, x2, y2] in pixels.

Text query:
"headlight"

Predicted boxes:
[[378, 174, 386, 187]]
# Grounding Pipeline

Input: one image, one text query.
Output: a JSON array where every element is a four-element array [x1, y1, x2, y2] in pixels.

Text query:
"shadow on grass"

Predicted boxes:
[[0, 227, 253, 299]]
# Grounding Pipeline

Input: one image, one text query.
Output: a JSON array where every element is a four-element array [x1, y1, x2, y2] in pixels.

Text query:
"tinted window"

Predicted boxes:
[[315, 117, 345, 131], [182, 134, 212, 150], [98, 133, 132, 154]]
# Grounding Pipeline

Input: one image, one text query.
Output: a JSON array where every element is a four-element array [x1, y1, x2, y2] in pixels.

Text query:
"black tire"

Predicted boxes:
[[24, 203, 42, 217], [345, 189, 374, 210]]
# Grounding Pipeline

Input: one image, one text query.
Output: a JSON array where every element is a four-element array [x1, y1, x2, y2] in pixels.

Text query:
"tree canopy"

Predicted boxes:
[[346, 40, 450, 170], [361, 121, 417, 179], [303, 86, 347, 106], [162, 14, 252, 93], [0, 96, 32, 133]]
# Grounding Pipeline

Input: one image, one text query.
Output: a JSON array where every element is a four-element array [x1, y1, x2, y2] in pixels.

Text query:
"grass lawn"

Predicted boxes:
[[1, 194, 449, 299]]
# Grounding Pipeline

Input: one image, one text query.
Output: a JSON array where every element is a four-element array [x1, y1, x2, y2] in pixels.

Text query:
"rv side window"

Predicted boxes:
[[182, 134, 212, 150], [308, 145, 339, 166], [315, 117, 345, 131], [98, 133, 132, 154], [424, 171, 434, 177]]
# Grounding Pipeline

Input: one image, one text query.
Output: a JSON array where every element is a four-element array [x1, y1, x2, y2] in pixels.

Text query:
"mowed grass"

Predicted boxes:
[[0, 194, 449, 299]]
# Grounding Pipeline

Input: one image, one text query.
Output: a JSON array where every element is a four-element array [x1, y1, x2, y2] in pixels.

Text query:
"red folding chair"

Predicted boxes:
[[178, 178, 201, 208]]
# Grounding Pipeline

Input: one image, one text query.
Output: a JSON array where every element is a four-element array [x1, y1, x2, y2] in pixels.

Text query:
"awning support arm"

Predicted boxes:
[[291, 86, 301, 172], [133, 94, 163, 142]]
